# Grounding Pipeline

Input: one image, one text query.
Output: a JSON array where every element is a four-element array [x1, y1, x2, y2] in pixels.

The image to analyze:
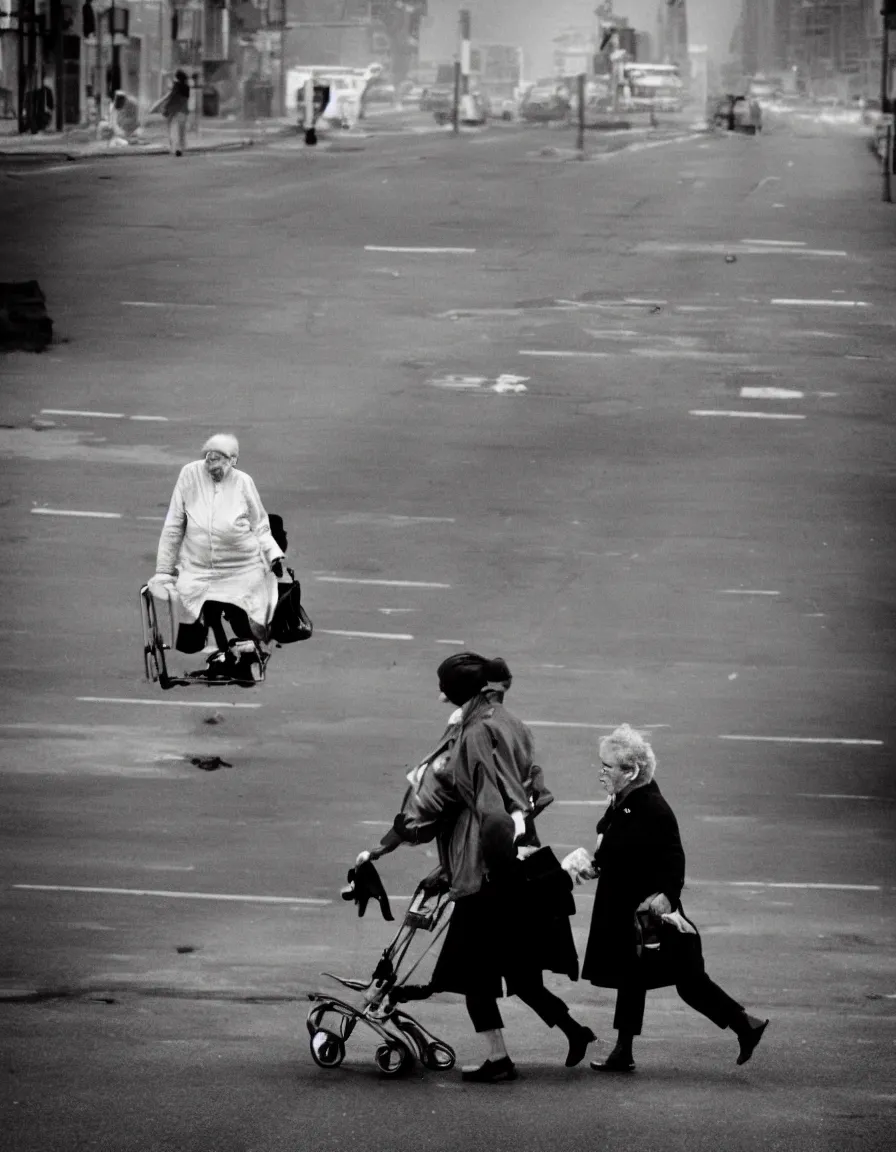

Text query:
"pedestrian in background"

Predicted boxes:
[[580, 723, 769, 1073], [149, 69, 191, 156], [356, 652, 594, 1083]]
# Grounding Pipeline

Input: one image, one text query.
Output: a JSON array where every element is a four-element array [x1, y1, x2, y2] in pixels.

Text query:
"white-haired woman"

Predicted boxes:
[[149, 434, 285, 672], [581, 724, 768, 1073]]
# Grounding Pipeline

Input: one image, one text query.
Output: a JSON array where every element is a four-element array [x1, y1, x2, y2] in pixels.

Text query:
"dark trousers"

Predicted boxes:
[[614, 971, 743, 1036], [176, 600, 254, 653], [466, 978, 570, 1034]]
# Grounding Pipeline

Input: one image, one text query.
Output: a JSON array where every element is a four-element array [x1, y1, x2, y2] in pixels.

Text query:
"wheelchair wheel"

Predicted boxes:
[[310, 1029, 346, 1069], [421, 1041, 455, 1071], [374, 1039, 413, 1077]]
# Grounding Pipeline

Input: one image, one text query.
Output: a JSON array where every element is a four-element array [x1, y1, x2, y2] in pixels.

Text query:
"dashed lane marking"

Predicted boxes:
[[690, 411, 806, 420], [12, 885, 330, 905], [41, 409, 169, 421], [364, 245, 476, 254], [797, 794, 891, 801], [435, 638, 465, 645], [719, 589, 780, 595], [76, 696, 261, 709], [524, 721, 669, 730], [518, 350, 612, 359], [722, 882, 881, 892], [739, 387, 804, 400], [741, 239, 806, 247], [719, 735, 883, 746], [319, 629, 414, 640], [32, 508, 122, 519], [315, 576, 450, 589], [771, 298, 870, 307], [120, 301, 218, 309], [636, 242, 848, 258]]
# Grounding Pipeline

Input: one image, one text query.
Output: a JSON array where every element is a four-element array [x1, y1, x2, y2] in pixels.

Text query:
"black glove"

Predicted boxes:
[[271, 559, 284, 578], [341, 860, 394, 921]]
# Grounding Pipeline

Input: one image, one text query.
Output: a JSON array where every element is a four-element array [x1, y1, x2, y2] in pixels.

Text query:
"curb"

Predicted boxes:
[[0, 128, 297, 161]]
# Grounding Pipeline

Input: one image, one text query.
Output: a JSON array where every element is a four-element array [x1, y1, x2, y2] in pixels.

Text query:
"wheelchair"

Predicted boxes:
[[140, 587, 272, 690], [141, 514, 287, 691]]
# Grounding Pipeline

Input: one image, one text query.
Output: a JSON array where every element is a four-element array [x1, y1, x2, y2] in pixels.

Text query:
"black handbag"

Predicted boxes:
[[271, 568, 313, 644]]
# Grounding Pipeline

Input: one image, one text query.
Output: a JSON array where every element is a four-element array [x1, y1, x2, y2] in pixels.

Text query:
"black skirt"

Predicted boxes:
[[431, 862, 579, 998]]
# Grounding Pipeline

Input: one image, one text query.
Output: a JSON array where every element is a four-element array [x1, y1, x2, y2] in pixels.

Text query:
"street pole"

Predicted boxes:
[[279, 0, 288, 119], [16, 0, 25, 132], [882, 8, 892, 202], [452, 58, 460, 133], [576, 71, 585, 157], [52, 0, 63, 129], [94, 2, 103, 136]]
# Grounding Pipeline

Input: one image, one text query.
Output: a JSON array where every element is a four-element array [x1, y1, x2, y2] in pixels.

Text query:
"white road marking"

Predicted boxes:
[[76, 696, 262, 709], [624, 297, 667, 306], [719, 589, 780, 595], [435, 638, 465, 645], [40, 409, 169, 421], [120, 301, 217, 309], [722, 882, 881, 892], [364, 245, 476, 254], [741, 239, 806, 247], [429, 376, 488, 389], [136, 515, 165, 522], [637, 242, 847, 257], [315, 576, 450, 589], [796, 794, 886, 801], [674, 305, 731, 313], [319, 629, 414, 640], [524, 721, 669, 730], [772, 299, 870, 307], [12, 885, 330, 905], [739, 387, 804, 399], [31, 508, 122, 518], [690, 410, 806, 420], [584, 329, 639, 337], [719, 735, 883, 746], [518, 350, 611, 359]]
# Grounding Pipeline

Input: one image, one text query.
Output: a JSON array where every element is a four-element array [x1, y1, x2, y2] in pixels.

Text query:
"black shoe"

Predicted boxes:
[[565, 1025, 597, 1068], [175, 149, 183, 157], [736, 1018, 769, 1066], [461, 1056, 518, 1083], [590, 1051, 636, 1073]]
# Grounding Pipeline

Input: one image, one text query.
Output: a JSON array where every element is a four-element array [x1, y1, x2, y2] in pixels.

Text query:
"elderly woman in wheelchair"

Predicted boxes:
[[143, 434, 287, 688]]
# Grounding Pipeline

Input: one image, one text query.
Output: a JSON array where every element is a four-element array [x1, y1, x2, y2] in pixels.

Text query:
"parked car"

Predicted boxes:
[[710, 94, 762, 135], [519, 78, 571, 123]]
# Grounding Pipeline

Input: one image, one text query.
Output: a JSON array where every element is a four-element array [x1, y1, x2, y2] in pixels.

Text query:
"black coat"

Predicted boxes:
[[581, 780, 704, 991], [431, 846, 580, 998]]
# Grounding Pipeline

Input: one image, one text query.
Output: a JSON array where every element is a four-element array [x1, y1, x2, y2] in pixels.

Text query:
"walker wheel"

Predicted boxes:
[[421, 1041, 455, 1071], [374, 1040, 413, 1077], [310, 1029, 345, 1069]]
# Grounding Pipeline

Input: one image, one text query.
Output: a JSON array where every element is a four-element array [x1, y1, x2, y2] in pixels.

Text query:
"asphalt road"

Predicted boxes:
[[1, 118, 895, 1152]]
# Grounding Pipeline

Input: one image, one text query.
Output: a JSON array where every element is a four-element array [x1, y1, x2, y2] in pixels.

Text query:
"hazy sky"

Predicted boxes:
[[420, 1, 742, 78]]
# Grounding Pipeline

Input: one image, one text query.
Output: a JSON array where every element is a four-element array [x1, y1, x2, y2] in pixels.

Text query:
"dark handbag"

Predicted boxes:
[[271, 567, 313, 644], [518, 845, 576, 918]]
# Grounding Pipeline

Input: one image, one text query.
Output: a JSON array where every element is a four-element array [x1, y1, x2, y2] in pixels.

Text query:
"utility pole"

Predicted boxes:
[[51, 0, 63, 129], [882, 2, 894, 202], [279, 0, 288, 119]]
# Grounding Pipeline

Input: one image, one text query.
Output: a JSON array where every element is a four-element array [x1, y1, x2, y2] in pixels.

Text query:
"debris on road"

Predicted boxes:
[[190, 756, 232, 772]]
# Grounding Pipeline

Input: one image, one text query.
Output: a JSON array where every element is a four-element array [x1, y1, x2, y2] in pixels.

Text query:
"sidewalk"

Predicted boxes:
[[0, 116, 295, 160]]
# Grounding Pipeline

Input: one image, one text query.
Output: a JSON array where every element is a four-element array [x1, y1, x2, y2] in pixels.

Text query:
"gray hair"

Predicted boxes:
[[600, 724, 657, 784], [202, 433, 239, 462]]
